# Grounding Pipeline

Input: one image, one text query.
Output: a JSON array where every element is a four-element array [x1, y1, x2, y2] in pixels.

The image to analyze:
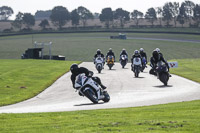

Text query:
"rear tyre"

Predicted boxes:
[[84, 89, 98, 104]]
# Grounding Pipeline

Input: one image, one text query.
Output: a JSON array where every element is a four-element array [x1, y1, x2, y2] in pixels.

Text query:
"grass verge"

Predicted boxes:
[[169, 58, 200, 83], [0, 59, 79, 106], [0, 100, 200, 132]]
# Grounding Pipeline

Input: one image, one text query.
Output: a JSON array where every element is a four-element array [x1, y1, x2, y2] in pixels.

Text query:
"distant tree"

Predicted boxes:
[[177, 3, 187, 27], [156, 7, 163, 26], [23, 13, 35, 29], [39, 19, 49, 29], [12, 12, 23, 30], [113, 8, 130, 28], [193, 4, 200, 27], [162, 3, 173, 27], [145, 7, 157, 26], [35, 10, 51, 20], [171, 2, 180, 27], [71, 9, 80, 27], [184, 0, 195, 25], [0, 6, 14, 20], [50, 6, 70, 29], [77, 6, 94, 27], [131, 10, 143, 27], [99, 8, 113, 29]]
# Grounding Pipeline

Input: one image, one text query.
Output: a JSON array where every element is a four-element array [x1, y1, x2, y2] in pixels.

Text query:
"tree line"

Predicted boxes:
[[0, 0, 200, 31]]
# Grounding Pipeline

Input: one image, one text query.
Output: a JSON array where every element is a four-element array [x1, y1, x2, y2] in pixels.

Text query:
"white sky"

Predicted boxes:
[[1, 0, 200, 20]]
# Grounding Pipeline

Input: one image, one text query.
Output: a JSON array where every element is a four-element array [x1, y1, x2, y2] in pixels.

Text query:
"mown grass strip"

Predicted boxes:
[[0, 59, 79, 106]]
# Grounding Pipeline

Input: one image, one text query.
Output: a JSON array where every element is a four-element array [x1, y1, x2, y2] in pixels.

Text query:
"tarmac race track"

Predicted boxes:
[[0, 62, 200, 113]]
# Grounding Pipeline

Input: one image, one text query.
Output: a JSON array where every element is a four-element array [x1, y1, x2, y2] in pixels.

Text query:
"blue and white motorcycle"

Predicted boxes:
[[131, 57, 142, 77], [95, 56, 104, 73], [75, 73, 110, 104]]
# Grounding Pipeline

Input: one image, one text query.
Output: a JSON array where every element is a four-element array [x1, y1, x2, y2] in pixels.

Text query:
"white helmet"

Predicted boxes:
[[140, 48, 144, 52], [155, 48, 160, 53]]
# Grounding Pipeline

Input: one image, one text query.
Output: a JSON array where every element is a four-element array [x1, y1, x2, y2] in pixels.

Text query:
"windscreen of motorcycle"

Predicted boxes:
[[121, 55, 127, 60], [95, 57, 103, 64], [133, 57, 142, 65]]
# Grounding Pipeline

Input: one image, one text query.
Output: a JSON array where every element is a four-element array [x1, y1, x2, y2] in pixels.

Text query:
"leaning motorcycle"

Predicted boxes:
[[75, 73, 110, 104], [120, 54, 128, 68], [95, 56, 104, 73], [141, 57, 147, 72], [107, 55, 114, 70], [132, 57, 142, 77], [156, 64, 169, 86]]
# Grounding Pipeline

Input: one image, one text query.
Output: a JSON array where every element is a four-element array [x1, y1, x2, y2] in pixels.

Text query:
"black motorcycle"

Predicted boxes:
[[141, 57, 147, 72], [156, 64, 169, 86]]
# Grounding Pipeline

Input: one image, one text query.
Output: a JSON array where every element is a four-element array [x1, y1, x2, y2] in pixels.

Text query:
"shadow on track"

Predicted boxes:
[[133, 77, 145, 79], [107, 69, 116, 71], [153, 85, 173, 88], [74, 102, 105, 106]]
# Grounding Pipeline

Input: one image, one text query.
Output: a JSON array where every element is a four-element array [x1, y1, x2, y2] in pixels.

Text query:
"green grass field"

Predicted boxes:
[[0, 33, 200, 61], [0, 59, 79, 106]]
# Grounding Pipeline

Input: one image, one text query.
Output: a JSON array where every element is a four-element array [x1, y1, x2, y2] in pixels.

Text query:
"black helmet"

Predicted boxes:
[[122, 48, 126, 52], [97, 49, 101, 54], [152, 50, 159, 60], [70, 64, 78, 73]]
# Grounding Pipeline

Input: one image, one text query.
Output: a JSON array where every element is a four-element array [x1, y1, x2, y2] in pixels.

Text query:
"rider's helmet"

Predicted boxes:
[[97, 49, 101, 54], [152, 50, 159, 60], [140, 48, 144, 53], [155, 48, 160, 53], [109, 48, 112, 52], [122, 48, 126, 52], [134, 50, 139, 56], [70, 63, 78, 74]]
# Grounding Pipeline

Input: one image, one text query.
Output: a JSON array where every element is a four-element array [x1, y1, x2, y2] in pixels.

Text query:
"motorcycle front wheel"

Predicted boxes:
[[102, 91, 110, 102], [84, 89, 98, 104], [160, 73, 169, 86]]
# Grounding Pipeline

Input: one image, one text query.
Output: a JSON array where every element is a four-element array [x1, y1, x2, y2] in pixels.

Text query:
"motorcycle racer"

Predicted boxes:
[[70, 64, 107, 90]]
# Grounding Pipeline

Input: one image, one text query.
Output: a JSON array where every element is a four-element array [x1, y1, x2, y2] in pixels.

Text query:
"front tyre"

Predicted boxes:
[[102, 91, 110, 102], [84, 89, 98, 104], [160, 73, 169, 86]]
